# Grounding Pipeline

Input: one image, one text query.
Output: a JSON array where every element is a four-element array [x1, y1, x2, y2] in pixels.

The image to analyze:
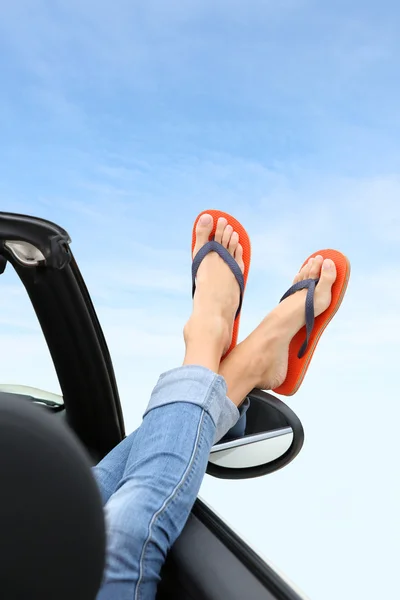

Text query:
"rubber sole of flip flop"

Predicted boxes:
[[192, 209, 251, 358], [273, 249, 351, 396]]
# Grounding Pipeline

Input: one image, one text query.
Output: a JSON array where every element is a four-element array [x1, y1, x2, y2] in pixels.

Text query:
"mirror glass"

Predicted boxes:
[[209, 393, 295, 469]]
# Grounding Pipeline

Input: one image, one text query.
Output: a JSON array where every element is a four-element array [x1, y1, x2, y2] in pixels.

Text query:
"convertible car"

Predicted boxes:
[[0, 211, 307, 599]]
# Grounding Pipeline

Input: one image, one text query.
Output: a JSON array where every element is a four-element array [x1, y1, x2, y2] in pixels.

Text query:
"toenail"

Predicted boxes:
[[322, 259, 333, 270], [199, 214, 212, 225]]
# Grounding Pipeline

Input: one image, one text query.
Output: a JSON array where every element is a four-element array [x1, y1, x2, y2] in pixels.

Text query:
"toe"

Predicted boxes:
[[318, 258, 337, 288], [228, 231, 239, 255], [293, 271, 302, 284], [222, 224, 233, 248], [214, 217, 227, 243], [314, 258, 337, 316], [299, 258, 313, 281], [193, 213, 213, 256], [309, 255, 323, 279], [235, 243, 245, 273]]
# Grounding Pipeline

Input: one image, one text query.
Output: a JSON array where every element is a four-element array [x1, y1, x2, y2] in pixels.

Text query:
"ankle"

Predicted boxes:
[[183, 342, 222, 373], [219, 353, 258, 406], [183, 315, 227, 372]]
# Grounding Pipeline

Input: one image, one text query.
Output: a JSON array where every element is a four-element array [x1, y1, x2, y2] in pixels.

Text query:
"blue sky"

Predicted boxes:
[[1, 1, 400, 598]]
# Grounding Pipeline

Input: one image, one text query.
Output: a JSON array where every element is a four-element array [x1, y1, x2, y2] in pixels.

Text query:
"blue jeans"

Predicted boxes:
[[93, 365, 249, 600]]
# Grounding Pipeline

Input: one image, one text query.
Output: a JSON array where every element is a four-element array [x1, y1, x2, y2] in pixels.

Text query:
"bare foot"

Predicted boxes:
[[219, 255, 337, 405], [183, 214, 245, 372]]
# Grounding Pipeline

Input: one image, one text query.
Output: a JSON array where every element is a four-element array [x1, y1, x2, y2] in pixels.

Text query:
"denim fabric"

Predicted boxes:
[[93, 365, 244, 600], [221, 396, 249, 440]]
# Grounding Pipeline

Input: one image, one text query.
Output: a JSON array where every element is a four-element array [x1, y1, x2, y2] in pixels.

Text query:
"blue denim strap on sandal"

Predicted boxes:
[[279, 278, 319, 358], [192, 240, 245, 318]]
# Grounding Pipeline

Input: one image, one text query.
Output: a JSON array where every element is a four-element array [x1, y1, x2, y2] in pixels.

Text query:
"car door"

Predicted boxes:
[[0, 211, 305, 600]]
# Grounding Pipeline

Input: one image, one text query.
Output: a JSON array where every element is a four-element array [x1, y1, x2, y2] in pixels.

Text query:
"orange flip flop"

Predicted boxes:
[[192, 209, 251, 358], [273, 249, 350, 396]]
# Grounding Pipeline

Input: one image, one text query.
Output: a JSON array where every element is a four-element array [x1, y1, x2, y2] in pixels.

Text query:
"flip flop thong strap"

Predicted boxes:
[[279, 278, 319, 358], [192, 240, 244, 318]]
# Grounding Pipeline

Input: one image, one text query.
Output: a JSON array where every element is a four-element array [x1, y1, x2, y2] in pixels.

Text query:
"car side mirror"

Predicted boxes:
[[207, 389, 304, 479]]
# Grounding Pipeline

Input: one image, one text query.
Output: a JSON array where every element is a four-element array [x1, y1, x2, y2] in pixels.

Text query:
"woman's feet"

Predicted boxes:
[[219, 255, 337, 406], [183, 214, 245, 372]]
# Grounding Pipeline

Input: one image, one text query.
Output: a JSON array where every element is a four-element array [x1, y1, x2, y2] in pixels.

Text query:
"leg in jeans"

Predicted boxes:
[[93, 435, 136, 506], [95, 213, 249, 600], [92, 395, 250, 507], [94, 214, 337, 600], [96, 365, 239, 600]]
